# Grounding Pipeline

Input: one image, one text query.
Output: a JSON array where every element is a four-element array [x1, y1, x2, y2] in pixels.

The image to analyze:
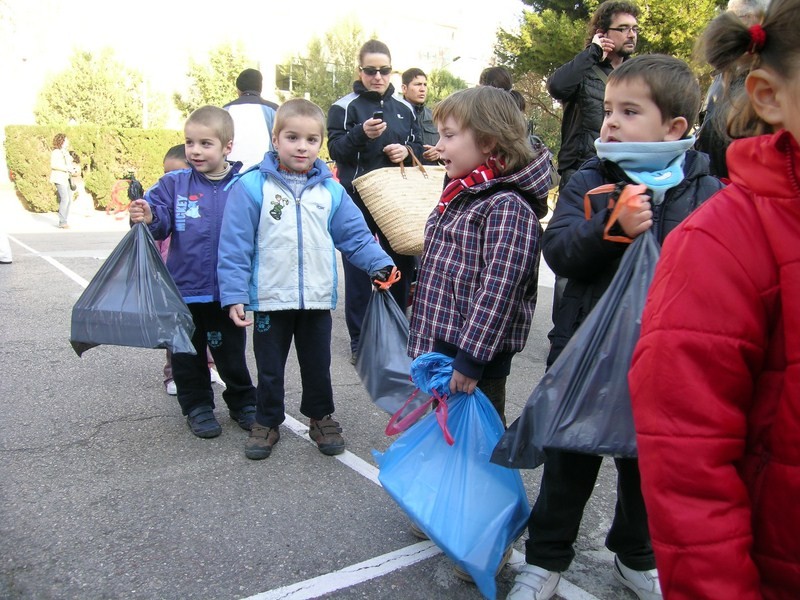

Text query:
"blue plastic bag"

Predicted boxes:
[[373, 353, 531, 600]]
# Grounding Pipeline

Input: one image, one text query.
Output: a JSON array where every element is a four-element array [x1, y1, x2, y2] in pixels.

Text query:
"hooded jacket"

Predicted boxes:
[[145, 162, 242, 303], [630, 130, 800, 600], [408, 153, 552, 379], [542, 150, 724, 365], [217, 153, 392, 312]]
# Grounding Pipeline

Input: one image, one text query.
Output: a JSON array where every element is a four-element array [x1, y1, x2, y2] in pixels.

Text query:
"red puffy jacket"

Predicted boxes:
[[629, 130, 800, 600]]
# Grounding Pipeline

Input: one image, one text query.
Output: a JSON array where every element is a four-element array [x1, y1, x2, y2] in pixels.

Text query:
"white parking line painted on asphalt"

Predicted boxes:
[[281, 413, 381, 485], [16, 233, 600, 600], [272, 413, 602, 600], [9, 235, 90, 288], [242, 541, 443, 600]]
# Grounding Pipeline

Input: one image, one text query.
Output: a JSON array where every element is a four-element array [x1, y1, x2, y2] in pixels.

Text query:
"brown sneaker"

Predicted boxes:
[[453, 547, 513, 583], [245, 424, 280, 460], [308, 415, 345, 455]]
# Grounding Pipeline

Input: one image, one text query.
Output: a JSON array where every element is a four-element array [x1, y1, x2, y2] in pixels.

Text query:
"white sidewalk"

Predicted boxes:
[[0, 184, 130, 235]]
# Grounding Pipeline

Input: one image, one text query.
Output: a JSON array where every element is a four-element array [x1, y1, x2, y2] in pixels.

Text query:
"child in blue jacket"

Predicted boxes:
[[129, 106, 257, 439], [218, 99, 394, 461]]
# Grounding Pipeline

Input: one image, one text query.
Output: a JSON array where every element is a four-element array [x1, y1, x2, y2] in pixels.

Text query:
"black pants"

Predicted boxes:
[[252, 310, 335, 428], [525, 450, 655, 572], [171, 302, 256, 416], [342, 234, 414, 353]]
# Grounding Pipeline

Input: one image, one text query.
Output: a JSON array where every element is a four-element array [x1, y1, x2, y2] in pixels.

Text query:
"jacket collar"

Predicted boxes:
[[259, 152, 332, 187], [352, 80, 396, 101], [727, 130, 800, 199]]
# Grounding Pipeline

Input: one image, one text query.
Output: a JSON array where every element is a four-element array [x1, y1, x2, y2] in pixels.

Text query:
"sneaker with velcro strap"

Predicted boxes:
[[186, 406, 221, 439], [308, 414, 345, 455], [245, 424, 280, 460], [612, 555, 662, 600], [507, 563, 560, 600]]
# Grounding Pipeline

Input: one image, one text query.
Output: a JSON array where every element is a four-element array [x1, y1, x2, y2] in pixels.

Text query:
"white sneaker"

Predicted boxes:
[[507, 563, 560, 600], [209, 367, 226, 389], [165, 380, 177, 396], [613, 556, 662, 600]]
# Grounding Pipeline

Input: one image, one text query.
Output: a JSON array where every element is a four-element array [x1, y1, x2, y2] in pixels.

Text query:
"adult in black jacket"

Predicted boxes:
[[547, 1, 640, 191], [327, 39, 423, 360]]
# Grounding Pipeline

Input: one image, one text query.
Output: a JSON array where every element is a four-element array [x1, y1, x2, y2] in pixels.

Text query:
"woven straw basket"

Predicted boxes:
[[353, 152, 445, 256]]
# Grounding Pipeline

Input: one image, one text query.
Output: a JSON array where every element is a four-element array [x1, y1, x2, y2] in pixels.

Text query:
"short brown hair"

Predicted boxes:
[[478, 66, 513, 91], [185, 106, 234, 145], [608, 54, 701, 133], [402, 68, 427, 86], [273, 98, 325, 138], [432, 86, 533, 174]]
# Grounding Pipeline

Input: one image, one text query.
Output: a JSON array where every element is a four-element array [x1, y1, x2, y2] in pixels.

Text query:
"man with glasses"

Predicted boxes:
[[547, 1, 640, 190]]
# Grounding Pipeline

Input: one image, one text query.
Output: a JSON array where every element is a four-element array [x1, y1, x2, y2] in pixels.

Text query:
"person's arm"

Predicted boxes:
[[547, 44, 604, 101], [142, 176, 175, 240], [327, 102, 369, 165], [455, 196, 540, 377], [327, 182, 393, 275], [629, 219, 765, 599], [217, 176, 261, 312], [541, 168, 628, 279]]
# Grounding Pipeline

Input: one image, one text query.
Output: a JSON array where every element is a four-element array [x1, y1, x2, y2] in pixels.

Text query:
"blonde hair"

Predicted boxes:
[[699, 0, 800, 138], [432, 86, 533, 174], [273, 99, 325, 138], [185, 106, 234, 145]]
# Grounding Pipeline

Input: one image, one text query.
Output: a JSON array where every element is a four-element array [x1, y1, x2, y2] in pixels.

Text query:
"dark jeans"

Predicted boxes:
[[252, 310, 335, 427], [171, 302, 256, 415], [525, 450, 655, 572], [343, 234, 414, 353]]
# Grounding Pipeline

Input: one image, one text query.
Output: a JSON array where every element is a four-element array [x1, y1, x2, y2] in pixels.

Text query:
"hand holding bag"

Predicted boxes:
[[352, 148, 445, 255], [493, 186, 657, 468], [70, 223, 196, 357], [374, 353, 530, 600]]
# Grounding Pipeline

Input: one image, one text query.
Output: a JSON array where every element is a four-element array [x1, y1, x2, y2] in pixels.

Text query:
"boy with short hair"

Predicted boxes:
[[129, 106, 257, 439], [217, 99, 394, 460], [508, 54, 724, 600]]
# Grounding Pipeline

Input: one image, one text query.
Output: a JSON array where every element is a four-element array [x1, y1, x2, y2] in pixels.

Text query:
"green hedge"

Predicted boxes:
[[4, 125, 183, 212]]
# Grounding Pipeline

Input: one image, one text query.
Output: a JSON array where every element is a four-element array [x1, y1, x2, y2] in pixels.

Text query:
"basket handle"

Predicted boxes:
[[405, 145, 429, 179]]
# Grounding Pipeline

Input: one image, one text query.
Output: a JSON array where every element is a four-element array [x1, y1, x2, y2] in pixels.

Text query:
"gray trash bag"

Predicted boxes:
[[70, 223, 196, 357], [355, 289, 428, 419], [492, 231, 660, 469]]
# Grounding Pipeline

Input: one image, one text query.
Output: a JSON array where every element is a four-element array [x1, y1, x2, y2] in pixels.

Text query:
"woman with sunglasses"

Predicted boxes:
[[327, 39, 423, 363]]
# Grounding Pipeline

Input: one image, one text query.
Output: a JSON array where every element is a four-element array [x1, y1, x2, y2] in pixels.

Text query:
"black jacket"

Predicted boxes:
[[547, 44, 614, 176], [542, 150, 725, 365], [327, 82, 423, 200]]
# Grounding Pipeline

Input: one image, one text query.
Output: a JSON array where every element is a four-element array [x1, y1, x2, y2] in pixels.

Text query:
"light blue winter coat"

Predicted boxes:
[[218, 152, 392, 311]]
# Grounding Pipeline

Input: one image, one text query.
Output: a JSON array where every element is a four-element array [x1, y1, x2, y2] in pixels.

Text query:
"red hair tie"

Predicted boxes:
[[748, 24, 767, 54]]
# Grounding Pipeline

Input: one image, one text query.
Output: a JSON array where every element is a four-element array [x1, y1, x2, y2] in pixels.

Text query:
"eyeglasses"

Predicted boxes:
[[360, 66, 392, 77], [607, 25, 640, 34]]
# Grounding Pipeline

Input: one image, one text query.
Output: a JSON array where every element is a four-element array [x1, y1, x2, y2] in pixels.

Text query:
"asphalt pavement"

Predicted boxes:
[[0, 186, 637, 600]]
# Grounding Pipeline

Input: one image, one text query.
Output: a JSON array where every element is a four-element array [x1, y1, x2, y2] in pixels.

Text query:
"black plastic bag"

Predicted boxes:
[[355, 289, 428, 418], [492, 231, 660, 468], [70, 223, 196, 357]]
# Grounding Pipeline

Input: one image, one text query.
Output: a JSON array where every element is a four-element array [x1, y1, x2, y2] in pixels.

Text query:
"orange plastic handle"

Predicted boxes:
[[373, 266, 401, 291]]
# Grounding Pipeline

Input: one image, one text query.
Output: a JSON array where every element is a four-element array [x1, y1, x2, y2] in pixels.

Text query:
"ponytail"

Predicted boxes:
[[698, 0, 800, 138]]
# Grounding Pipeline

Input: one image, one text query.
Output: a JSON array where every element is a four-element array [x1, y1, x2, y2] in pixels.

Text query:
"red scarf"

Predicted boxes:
[[437, 162, 501, 213]]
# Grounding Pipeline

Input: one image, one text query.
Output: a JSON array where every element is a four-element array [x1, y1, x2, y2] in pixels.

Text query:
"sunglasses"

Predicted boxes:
[[360, 66, 392, 77]]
